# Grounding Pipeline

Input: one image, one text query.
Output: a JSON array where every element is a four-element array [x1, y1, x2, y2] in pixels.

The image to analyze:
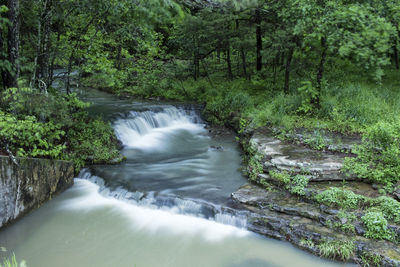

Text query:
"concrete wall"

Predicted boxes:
[[0, 156, 74, 229]]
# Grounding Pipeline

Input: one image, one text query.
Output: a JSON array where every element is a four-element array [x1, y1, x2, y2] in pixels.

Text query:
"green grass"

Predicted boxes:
[[0, 254, 26, 267], [318, 239, 356, 261]]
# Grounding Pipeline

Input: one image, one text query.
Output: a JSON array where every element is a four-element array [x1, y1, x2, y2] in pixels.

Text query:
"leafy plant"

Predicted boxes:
[[373, 196, 400, 223], [334, 210, 356, 233], [270, 171, 309, 196], [315, 187, 363, 210], [270, 170, 291, 184], [0, 112, 66, 158], [297, 81, 319, 115], [361, 211, 395, 241], [287, 175, 309, 196], [344, 120, 400, 185]]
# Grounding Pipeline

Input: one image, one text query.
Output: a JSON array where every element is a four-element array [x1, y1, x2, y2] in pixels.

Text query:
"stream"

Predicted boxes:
[[0, 88, 350, 267]]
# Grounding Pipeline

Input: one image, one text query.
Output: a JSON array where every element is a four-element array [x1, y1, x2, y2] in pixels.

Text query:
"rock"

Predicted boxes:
[[209, 145, 224, 151], [232, 183, 400, 266], [251, 127, 358, 182], [0, 156, 74, 229]]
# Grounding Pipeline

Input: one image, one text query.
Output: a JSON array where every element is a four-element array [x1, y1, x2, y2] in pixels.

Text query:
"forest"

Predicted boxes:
[[1, 0, 400, 266]]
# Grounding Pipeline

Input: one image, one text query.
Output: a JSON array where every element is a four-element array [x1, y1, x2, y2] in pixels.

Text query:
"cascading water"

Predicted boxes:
[[0, 88, 353, 267], [76, 169, 248, 229], [113, 107, 205, 150]]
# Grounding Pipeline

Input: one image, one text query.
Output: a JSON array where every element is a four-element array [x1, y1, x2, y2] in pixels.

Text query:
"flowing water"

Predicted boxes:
[[0, 88, 351, 267]]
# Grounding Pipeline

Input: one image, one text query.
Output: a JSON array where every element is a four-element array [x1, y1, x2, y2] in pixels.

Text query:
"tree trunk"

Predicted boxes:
[[236, 19, 248, 79], [315, 37, 327, 108], [41, 0, 52, 88], [284, 47, 293, 94], [0, 28, 7, 90], [394, 39, 399, 70], [226, 45, 233, 80], [255, 9, 262, 71], [49, 31, 61, 87], [116, 45, 122, 70], [241, 47, 248, 79], [6, 0, 19, 88]]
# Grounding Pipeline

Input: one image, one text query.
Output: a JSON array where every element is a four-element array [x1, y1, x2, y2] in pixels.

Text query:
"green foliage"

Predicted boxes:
[[270, 171, 309, 196], [287, 175, 309, 196], [270, 170, 291, 185], [334, 210, 356, 234], [297, 81, 319, 115], [299, 238, 315, 249], [0, 87, 120, 171], [303, 129, 329, 150], [0, 112, 65, 158], [360, 251, 383, 267], [0, 254, 26, 267], [344, 119, 400, 185], [372, 196, 400, 224], [244, 142, 263, 182], [315, 187, 363, 210], [66, 118, 120, 170], [318, 239, 355, 261], [361, 211, 395, 241], [203, 89, 252, 125]]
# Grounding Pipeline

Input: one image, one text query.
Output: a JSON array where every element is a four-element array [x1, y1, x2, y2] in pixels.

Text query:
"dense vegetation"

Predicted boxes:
[[1, 0, 400, 263]]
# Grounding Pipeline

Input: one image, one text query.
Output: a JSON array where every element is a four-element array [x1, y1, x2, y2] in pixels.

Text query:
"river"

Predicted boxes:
[[0, 88, 351, 267]]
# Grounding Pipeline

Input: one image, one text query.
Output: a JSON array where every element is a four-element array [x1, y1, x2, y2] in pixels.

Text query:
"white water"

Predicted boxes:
[[114, 107, 205, 151]]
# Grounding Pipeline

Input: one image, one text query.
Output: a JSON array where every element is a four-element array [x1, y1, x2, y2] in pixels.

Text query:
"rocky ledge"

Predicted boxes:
[[232, 127, 400, 266], [0, 156, 74, 229]]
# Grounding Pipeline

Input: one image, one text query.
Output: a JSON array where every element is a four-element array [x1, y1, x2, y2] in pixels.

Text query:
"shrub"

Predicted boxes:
[[65, 118, 121, 170], [0, 112, 65, 158], [361, 211, 395, 241], [0, 87, 120, 171], [270, 170, 291, 184], [315, 187, 363, 209], [203, 89, 252, 125], [287, 175, 309, 196], [344, 120, 400, 185], [373, 196, 400, 223], [270, 171, 309, 196]]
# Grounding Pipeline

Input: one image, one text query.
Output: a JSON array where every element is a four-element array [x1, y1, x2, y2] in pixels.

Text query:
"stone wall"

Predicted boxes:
[[0, 156, 74, 229]]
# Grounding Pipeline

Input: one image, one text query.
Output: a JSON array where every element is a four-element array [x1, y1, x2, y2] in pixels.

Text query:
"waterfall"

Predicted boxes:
[[76, 169, 247, 230], [113, 107, 205, 149]]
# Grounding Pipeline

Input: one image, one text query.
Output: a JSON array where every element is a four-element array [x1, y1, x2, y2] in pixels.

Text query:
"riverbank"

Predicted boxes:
[[234, 127, 400, 266]]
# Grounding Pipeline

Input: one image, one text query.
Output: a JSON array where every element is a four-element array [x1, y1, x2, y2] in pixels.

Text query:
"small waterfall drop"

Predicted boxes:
[[113, 106, 205, 149], [75, 169, 248, 230]]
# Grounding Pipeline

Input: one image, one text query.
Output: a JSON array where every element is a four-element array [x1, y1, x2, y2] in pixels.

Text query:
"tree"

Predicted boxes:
[[5, 0, 19, 88]]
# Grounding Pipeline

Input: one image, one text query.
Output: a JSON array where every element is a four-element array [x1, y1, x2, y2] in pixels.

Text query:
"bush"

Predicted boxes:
[[0, 112, 65, 158], [361, 211, 395, 241], [287, 175, 309, 196], [0, 87, 120, 171], [66, 118, 120, 170], [344, 120, 400, 185], [269, 171, 309, 196], [203, 89, 252, 125], [315, 187, 363, 209], [373, 196, 400, 223]]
